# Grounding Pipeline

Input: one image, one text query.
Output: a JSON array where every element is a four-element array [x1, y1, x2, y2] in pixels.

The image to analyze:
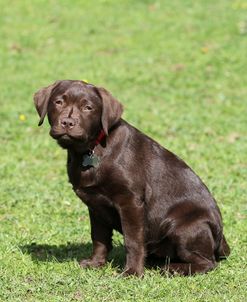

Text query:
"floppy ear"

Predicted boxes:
[[96, 87, 123, 135], [33, 81, 60, 126]]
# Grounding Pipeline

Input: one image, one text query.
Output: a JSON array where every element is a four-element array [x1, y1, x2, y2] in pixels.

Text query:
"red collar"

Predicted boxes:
[[86, 129, 106, 157], [94, 129, 106, 146], [83, 130, 106, 165]]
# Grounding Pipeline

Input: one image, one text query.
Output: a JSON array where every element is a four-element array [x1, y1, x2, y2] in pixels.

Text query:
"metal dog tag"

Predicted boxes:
[[82, 152, 100, 168]]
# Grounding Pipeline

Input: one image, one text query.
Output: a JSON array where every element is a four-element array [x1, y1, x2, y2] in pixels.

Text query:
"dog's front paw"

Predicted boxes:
[[122, 266, 144, 277], [80, 258, 106, 268]]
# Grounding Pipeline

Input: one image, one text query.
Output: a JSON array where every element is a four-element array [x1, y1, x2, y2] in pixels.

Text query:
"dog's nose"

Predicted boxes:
[[60, 117, 76, 129]]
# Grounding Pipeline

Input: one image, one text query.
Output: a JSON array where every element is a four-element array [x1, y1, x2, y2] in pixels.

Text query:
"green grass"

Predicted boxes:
[[0, 0, 247, 301]]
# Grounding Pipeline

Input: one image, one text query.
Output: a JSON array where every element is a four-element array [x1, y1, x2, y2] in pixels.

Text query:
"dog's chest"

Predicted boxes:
[[67, 157, 111, 205], [68, 162, 98, 189]]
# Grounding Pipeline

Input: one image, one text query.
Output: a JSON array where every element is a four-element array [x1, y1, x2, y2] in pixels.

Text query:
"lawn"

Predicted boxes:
[[0, 0, 246, 301]]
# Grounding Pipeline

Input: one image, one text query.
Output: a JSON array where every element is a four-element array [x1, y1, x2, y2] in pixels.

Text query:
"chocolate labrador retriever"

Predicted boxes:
[[34, 80, 230, 276]]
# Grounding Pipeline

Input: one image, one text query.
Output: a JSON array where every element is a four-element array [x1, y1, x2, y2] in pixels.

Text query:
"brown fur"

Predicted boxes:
[[34, 80, 230, 276]]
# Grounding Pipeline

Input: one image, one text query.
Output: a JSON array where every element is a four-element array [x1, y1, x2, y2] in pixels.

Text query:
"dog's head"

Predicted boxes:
[[34, 80, 123, 150]]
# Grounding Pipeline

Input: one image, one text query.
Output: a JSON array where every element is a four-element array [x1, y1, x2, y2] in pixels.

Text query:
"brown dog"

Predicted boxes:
[[34, 80, 230, 276]]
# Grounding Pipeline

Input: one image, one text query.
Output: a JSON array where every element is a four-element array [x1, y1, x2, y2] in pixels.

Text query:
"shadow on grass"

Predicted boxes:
[[20, 242, 174, 273], [20, 242, 126, 268]]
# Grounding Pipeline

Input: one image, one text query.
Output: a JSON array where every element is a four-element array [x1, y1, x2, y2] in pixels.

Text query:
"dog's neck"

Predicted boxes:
[[91, 129, 106, 151], [67, 120, 124, 162]]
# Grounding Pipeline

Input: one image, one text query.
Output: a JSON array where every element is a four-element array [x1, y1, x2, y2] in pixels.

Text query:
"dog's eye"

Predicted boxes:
[[55, 99, 63, 106], [83, 105, 93, 111]]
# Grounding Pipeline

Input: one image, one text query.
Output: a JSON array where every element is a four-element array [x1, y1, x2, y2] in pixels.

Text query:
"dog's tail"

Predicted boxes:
[[216, 234, 230, 261]]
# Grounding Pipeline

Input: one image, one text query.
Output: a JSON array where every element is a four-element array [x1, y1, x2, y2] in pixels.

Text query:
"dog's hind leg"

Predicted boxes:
[[162, 225, 217, 276], [216, 234, 230, 261], [163, 255, 216, 276]]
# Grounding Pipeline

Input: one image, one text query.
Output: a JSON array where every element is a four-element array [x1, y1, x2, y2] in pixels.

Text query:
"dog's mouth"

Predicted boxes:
[[55, 134, 88, 150], [56, 133, 75, 140], [57, 134, 76, 142], [50, 130, 86, 144], [49, 127, 95, 152]]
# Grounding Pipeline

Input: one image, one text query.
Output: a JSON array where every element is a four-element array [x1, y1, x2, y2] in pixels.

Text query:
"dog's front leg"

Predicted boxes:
[[118, 202, 145, 277], [80, 209, 113, 268]]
